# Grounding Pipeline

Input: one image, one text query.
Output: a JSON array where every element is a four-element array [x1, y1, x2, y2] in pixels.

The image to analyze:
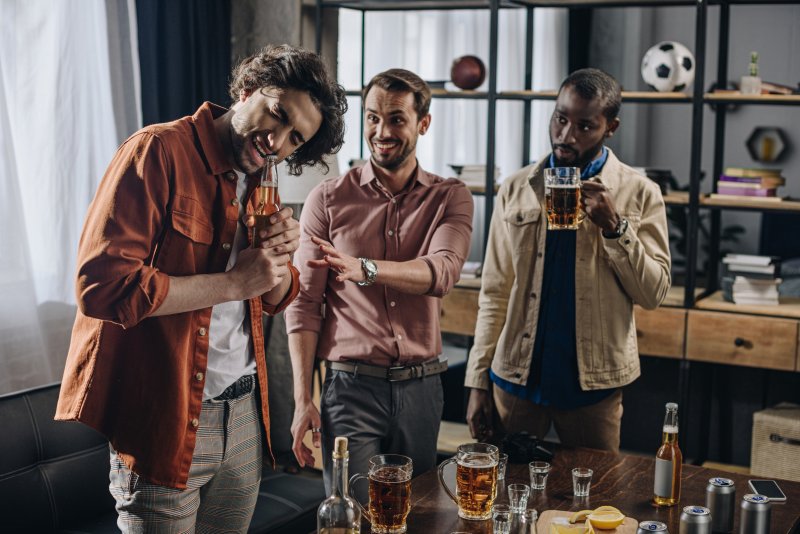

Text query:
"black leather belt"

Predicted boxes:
[[326, 359, 447, 382], [213, 374, 256, 400]]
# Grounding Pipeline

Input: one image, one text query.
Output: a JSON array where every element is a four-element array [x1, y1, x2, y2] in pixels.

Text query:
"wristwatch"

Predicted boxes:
[[357, 258, 378, 286], [602, 217, 629, 239]]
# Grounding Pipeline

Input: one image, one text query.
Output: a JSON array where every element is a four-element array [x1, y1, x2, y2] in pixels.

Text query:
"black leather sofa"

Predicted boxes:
[[0, 383, 324, 533]]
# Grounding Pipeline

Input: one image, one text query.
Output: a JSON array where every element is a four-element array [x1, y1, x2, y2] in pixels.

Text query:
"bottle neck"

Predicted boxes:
[[662, 409, 679, 440], [331, 456, 349, 497]]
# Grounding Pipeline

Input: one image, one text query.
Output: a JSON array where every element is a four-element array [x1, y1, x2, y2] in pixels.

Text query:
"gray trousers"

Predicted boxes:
[[320, 369, 444, 501]]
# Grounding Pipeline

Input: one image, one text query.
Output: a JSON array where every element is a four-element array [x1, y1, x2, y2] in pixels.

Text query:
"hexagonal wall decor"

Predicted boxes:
[[746, 127, 788, 163]]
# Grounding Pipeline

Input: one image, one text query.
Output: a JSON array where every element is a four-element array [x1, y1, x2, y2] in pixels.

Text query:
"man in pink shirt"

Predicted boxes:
[[285, 69, 474, 493]]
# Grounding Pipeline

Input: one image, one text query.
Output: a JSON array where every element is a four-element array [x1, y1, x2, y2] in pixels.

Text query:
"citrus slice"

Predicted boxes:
[[587, 511, 626, 530], [591, 505, 622, 515], [568, 509, 594, 524]]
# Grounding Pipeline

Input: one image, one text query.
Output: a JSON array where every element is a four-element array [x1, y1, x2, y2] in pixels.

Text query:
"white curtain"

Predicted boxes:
[[0, 0, 141, 394], [337, 7, 567, 258]]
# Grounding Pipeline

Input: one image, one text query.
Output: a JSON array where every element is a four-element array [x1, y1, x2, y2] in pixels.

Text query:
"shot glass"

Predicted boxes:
[[497, 453, 509, 481], [572, 467, 593, 497], [520, 509, 539, 534], [529, 461, 551, 491], [492, 504, 511, 534], [507, 483, 531, 513]]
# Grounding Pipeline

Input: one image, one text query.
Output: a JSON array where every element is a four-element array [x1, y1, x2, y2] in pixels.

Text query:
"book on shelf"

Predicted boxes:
[[722, 274, 782, 306], [460, 261, 483, 279], [708, 193, 784, 202], [723, 166, 783, 178], [718, 174, 786, 187], [722, 253, 777, 266], [722, 254, 781, 277], [716, 185, 777, 197]]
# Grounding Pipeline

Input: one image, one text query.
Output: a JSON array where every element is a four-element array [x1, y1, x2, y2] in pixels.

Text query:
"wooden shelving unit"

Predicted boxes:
[[695, 291, 800, 320]]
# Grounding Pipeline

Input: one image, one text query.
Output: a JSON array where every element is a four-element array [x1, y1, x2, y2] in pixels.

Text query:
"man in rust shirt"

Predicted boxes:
[[55, 45, 346, 532], [285, 69, 473, 494]]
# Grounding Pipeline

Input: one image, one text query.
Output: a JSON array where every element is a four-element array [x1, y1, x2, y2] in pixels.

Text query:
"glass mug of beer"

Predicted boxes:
[[437, 442, 499, 520], [348, 454, 413, 533], [544, 167, 585, 230]]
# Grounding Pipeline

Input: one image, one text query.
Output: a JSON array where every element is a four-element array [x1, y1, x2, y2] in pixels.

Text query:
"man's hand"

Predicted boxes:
[[290, 399, 322, 468], [466, 387, 494, 441], [245, 206, 300, 255], [306, 236, 365, 284], [227, 247, 290, 300], [581, 181, 619, 234]]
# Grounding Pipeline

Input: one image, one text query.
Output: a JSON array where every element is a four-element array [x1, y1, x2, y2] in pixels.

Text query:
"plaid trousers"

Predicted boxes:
[[110, 386, 263, 534]]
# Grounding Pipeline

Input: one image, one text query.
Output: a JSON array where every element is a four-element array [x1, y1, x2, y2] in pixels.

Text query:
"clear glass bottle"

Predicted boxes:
[[740, 51, 761, 95], [317, 436, 361, 534], [653, 402, 682, 507], [251, 155, 280, 248]]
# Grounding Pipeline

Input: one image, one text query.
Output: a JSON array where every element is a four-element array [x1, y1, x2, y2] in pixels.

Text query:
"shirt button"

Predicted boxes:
[[530, 292, 537, 299], [190, 418, 199, 428], [397, 334, 403, 341], [388, 230, 394, 236], [390, 301, 396, 307], [225, 172, 236, 182], [522, 333, 531, 339], [195, 372, 204, 381], [624, 239, 631, 244], [537, 252, 543, 258], [230, 198, 239, 206], [198, 327, 207, 336], [391, 198, 397, 204], [222, 243, 232, 251]]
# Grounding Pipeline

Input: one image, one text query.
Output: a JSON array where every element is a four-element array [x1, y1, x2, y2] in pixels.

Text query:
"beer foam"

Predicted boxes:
[[546, 184, 580, 189], [663, 425, 678, 434], [457, 456, 497, 468]]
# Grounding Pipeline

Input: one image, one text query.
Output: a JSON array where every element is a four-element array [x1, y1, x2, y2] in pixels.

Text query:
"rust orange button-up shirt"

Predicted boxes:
[[55, 102, 299, 489]]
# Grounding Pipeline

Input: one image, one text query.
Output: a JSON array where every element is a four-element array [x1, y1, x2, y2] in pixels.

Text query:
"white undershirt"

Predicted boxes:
[[203, 172, 255, 400]]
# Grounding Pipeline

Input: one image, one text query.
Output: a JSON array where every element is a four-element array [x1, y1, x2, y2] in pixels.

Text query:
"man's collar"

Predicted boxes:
[[359, 159, 431, 189], [191, 102, 235, 176], [547, 146, 608, 179]]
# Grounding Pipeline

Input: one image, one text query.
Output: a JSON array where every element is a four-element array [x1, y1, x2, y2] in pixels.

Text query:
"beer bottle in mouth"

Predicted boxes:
[[251, 155, 280, 248]]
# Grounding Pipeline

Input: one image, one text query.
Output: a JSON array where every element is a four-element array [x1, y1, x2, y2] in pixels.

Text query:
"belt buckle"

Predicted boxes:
[[387, 366, 407, 382]]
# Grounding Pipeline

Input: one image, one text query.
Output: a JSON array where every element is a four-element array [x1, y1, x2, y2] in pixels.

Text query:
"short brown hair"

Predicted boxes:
[[229, 44, 347, 175], [362, 68, 432, 119]]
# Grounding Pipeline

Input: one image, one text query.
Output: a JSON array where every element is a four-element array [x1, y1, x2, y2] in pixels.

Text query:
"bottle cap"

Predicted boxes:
[[333, 436, 349, 460], [666, 402, 678, 410]]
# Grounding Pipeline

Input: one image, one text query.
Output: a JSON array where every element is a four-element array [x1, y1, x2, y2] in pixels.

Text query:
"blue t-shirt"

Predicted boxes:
[[490, 148, 616, 409]]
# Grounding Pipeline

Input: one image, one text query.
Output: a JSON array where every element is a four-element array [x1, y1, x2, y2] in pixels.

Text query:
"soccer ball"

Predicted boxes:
[[640, 41, 695, 92]]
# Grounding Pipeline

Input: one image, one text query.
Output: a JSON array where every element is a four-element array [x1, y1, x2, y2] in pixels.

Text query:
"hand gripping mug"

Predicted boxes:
[[438, 443, 499, 520], [544, 167, 585, 230], [349, 454, 413, 534]]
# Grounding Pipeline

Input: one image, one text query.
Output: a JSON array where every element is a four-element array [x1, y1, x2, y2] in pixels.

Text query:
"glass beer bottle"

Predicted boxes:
[[317, 436, 361, 533], [653, 402, 682, 507], [251, 155, 280, 248]]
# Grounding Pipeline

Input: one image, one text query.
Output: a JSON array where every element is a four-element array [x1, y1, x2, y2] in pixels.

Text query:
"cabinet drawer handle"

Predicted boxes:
[[734, 337, 752, 349], [770, 433, 800, 447]]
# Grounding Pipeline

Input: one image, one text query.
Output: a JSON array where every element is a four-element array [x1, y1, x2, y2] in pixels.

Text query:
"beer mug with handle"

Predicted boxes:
[[544, 167, 586, 230], [438, 443, 499, 520], [348, 454, 413, 534]]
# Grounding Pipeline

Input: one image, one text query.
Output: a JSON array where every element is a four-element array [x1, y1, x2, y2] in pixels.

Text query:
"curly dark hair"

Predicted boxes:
[[229, 44, 347, 175], [559, 68, 621, 122]]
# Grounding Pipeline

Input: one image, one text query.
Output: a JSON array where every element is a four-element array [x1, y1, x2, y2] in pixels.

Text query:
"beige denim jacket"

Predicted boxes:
[[464, 149, 671, 392]]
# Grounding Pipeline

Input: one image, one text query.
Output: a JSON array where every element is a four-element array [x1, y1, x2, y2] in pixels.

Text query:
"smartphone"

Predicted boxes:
[[748, 479, 787, 502]]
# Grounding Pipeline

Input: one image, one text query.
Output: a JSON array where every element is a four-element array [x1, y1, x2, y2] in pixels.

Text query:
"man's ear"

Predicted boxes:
[[419, 114, 432, 135], [605, 117, 620, 139]]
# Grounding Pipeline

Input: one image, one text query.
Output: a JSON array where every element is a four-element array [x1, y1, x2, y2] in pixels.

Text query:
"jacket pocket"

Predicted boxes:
[[171, 195, 213, 245], [503, 207, 542, 260], [504, 208, 541, 227]]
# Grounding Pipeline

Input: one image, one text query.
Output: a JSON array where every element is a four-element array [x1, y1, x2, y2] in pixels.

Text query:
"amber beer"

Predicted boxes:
[[367, 467, 411, 533], [349, 454, 413, 534], [455, 456, 498, 520], [438, 442, 499, 521], [544, 166, 584, 230], [252, 156, 280, 247]]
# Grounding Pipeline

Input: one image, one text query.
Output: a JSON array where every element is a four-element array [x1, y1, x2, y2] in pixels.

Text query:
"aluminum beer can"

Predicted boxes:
[[705, 477, 735, 532], [739, 494, 771, 534], [680, 506, 712, 534], [637, 520, 669, 533]]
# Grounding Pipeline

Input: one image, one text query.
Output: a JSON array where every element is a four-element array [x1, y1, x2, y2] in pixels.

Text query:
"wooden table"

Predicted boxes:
[[392, 446, 800, 533]]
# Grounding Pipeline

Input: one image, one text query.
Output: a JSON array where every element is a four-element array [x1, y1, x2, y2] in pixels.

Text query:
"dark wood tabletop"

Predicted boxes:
[[389, 446, 800, 533]]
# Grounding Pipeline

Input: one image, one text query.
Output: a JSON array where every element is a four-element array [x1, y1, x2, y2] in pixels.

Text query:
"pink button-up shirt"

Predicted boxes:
[[285, 161, 473, 366]]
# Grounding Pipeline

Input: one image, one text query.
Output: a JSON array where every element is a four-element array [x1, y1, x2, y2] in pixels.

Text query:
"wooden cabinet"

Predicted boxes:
[[686, 310, 798, 372], [440, 284, 481, 337], [634, 306, 686, 359]]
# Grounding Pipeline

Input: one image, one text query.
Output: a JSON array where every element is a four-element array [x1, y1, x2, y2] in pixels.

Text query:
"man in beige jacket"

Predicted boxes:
[[465, 68, 671, 452]]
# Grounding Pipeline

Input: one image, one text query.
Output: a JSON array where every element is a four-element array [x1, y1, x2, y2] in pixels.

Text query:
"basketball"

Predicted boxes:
[[450, 55, 486, 90]]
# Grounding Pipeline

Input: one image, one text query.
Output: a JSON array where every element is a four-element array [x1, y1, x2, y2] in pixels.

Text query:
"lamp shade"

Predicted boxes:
[[278, 153, 340, 204]]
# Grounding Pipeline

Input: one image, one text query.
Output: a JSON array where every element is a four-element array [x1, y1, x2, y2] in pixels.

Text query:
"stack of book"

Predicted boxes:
[[711, 167, 786, 201], [449, 164, 500, 189], [460, 261, 483, 279], [721, 253, 782, 305]]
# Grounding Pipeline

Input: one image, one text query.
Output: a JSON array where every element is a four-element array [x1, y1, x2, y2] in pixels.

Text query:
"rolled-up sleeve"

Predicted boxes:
[[76, 133, 172, 328], [420, 182, 474, 297], [261, 263, 300, 315], [285, 183, 329, 334]]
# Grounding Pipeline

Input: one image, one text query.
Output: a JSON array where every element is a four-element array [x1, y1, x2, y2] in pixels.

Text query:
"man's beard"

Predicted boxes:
[[551, 138, 605, 170], [371, 139, 416, 171]]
